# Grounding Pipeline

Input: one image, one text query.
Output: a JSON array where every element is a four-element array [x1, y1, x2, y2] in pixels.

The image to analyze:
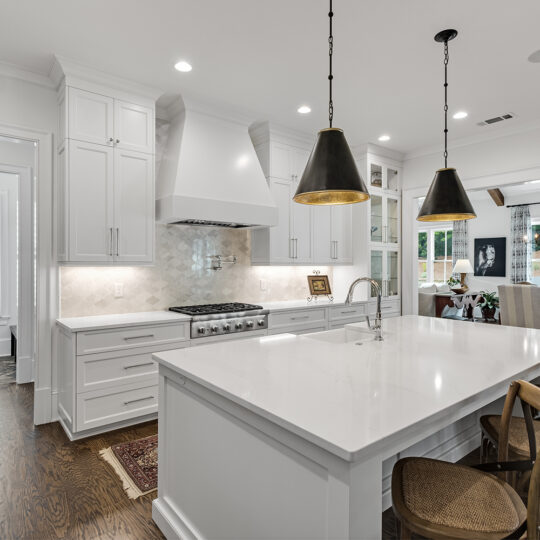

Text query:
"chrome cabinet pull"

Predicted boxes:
[[289, 238, 293, 259], [107, 137, 114, 144], [291, 315, 309, 321], [335, 240, 338, 260], [294, 238, 298, 259], [123, 362, 155, 370], [340, 309, 357, 314], [109, 227, 113, 256], [123, 395, 154, 405], [123, 334, 155, 341], [116, 228, 119, 256], [115, 138, 120, 144]]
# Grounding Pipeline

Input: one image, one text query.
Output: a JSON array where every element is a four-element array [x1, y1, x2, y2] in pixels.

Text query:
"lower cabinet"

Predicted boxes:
[[57, 321, 189, 439]]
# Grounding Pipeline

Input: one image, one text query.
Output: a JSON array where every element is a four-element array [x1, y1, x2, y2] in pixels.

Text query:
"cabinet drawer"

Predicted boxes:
[[77, 322, 188, 355], [269, 308, 327, 329], [329, 304, 366, 321], [76, 382, 157, 432], [77, 349, 159, 393]]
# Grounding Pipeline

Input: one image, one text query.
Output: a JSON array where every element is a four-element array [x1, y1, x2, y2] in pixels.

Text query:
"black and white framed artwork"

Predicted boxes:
[[474, 237, 506, 277]]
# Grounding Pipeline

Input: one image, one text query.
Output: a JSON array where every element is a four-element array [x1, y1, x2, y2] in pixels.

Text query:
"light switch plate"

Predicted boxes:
[[114, 282, 124, 298]]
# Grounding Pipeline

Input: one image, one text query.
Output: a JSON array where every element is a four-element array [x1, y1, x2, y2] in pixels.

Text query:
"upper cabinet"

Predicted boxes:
[[66, 88, 154, 154], [249, 123, 353, 266], [53, 56, 160, 265]]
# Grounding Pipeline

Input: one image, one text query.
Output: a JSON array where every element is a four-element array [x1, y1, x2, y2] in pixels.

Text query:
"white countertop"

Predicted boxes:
[[154, 315, 540, 461], [56, 310, 191, 332]]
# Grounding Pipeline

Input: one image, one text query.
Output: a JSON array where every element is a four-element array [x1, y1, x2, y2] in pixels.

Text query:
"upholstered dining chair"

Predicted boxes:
[[498, 284, 540, 329], [392, 380, 540, 539]]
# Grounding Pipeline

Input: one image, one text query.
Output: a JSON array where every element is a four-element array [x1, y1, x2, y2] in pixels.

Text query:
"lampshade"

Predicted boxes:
[[417, 168, 476, 222], [452, 258, 473, 274], [293, 128, 370, 205]]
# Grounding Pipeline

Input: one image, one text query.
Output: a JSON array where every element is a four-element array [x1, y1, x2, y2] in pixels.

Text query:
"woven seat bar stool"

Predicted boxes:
[[392, 380, 540, 539]]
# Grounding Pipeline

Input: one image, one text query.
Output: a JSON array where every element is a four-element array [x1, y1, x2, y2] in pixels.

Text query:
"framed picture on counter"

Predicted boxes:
[[307, 275, 332, 296]]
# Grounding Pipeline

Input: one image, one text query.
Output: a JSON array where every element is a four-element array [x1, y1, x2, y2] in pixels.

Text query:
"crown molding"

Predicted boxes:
[[352, 142, 404, 163], [0, 60, 54, 89], [249, 120, 314, 148], [404, 117, 540, 161], [49, 55, 163, 101]]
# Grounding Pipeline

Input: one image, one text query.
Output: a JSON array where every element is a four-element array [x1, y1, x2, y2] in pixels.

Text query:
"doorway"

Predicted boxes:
[[0, 137, 36, 385]]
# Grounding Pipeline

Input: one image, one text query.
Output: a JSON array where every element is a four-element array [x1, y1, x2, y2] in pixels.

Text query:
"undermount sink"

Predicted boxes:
[[304, 326, 376, 345]]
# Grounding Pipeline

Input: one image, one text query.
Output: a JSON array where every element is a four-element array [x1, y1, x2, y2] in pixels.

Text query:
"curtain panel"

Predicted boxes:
[[510, 205, 532, 283], [452, 220, 468, 277]]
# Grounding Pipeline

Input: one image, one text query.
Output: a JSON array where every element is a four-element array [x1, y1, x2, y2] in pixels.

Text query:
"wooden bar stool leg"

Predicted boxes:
[[397, 519, 412, 540]]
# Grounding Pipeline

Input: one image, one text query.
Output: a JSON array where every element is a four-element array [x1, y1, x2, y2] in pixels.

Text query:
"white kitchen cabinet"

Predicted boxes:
[[67, 140, 114, 262], [67, 87, 154, 154], [370, 247, 400, 301], [312, 205, 353, 264], [370, 192, 400, 246], [68, 87, 114, 147], [57, 319, 190, 440], [57, 80, 155, 264], [114, 149, 154, 262], [114, 100, 154, 154], [60, 141, 154, 263], [250, 123, 352, 266]]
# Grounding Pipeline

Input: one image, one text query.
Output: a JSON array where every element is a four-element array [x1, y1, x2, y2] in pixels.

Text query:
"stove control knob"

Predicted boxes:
[[211, 325, 218, 333], [223, 323, 230, 332], [235, 322, 243, 330], [246, 320, 254, 328], [257, 319, 265, 327], [197, 327, 206, 335]]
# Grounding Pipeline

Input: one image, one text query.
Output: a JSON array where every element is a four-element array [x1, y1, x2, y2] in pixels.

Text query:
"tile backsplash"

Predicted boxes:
[[60, 224, 333, 317]]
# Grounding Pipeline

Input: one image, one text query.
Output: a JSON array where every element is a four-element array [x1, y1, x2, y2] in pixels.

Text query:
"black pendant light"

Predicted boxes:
[[293, 0, 369, 205], [417, 30, 476, 222]]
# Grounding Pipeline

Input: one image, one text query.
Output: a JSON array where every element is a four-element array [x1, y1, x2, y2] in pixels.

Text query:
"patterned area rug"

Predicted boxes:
[[99, 434, 158, 499]]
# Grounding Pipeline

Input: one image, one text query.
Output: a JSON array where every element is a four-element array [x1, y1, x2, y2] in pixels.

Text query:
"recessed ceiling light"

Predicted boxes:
[[174, 61, 192, 72], [378, 134, 390, 142], [453, 111, 468, 119], [297, 105, 311, 114]]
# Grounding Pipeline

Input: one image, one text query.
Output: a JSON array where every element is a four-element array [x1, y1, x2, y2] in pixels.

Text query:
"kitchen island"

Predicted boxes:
[[152, 315, 540, 540]]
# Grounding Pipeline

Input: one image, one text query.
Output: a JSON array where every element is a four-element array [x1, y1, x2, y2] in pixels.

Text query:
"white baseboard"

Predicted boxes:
[[0, 337, 10, 356], [15, 355, 33, 384]]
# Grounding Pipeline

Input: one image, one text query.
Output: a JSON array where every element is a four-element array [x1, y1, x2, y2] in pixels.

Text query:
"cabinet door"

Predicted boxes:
[[370, 194, 383, 243], [114, 100, 154, 154], [113, 150, 154, 262], [386, 249, 400, 298], [68, 88, 114, 146], [68, 140, 114, 262], [291, 177, 312, 262], [385, 195, 400, 245], [269, 179, 293, 263], [312, 206, 332, 263], [293, 147, 311, 180], [331, 205, 353, 263], [369, 249, 384, 298]]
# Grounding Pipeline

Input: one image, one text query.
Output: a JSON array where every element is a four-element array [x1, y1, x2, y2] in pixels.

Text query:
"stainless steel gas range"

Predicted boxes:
[[169, 302, 269, 343]]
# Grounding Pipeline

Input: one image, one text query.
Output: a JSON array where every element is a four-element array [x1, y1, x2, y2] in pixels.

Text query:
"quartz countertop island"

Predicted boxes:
[[152, 316, 540, 540]]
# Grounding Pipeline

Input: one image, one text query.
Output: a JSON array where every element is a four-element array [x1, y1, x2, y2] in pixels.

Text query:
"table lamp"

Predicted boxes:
[[452, 259, 474, 293]]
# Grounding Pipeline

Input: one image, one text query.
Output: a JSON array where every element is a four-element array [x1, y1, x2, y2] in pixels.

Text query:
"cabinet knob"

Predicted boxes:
[[108, 137, 114, 143], [115, 139, 120, 144]]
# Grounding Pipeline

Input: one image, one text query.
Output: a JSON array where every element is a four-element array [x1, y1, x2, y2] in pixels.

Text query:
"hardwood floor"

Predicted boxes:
[[0, 381, 163, 539]]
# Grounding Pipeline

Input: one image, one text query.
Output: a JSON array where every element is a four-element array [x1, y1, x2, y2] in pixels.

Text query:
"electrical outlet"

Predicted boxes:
[[260, 279, 268, 291], [114, 282, 124, 298]]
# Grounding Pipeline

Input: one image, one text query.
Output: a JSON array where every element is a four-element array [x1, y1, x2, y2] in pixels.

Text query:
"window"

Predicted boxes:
[[417, 227, 453, 284], [532, 221, 540, 285]]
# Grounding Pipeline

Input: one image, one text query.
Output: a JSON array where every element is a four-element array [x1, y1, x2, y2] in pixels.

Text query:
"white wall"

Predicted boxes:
[[0, 172, 18, 355], [402, 125, 540, 314]]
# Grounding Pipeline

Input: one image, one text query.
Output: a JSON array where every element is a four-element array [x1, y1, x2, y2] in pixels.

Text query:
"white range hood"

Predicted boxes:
[[156, 98, 277, 228]]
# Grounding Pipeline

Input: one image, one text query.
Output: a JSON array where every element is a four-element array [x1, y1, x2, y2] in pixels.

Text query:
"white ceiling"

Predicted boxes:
[[2, 0, 540, 153]]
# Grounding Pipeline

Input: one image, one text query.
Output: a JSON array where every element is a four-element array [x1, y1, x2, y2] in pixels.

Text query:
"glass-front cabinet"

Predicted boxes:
[[369, 248, 399, 299], [369, 161, 400, 192]]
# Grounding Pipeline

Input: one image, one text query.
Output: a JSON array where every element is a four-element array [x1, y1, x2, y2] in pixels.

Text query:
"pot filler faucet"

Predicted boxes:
[[345, 277, 383, 341]]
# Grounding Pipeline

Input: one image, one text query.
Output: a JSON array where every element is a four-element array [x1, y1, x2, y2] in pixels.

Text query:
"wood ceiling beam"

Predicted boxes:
[[487, 188, 505, 206]]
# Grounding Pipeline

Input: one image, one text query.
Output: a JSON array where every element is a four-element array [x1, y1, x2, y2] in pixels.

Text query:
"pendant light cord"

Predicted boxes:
[[443, 39, 449, 168], [328, 0, 333, 128]]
